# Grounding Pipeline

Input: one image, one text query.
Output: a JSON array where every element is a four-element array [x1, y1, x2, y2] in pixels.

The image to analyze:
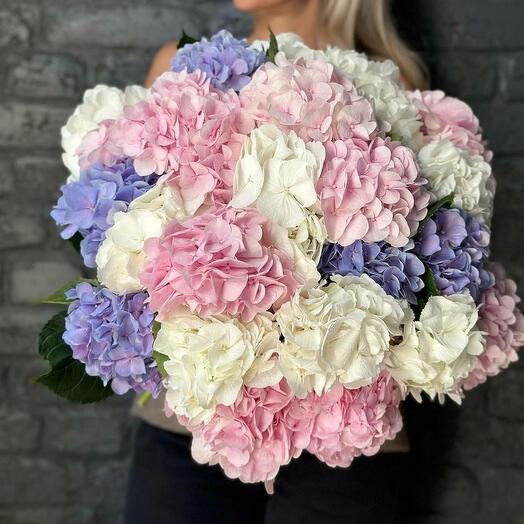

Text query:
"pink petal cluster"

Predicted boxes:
[[462, 263, 524, 391], [240, 53, 378, 143], [409, 89, 492, 161], [181, 372, 403, 483], [78, 70, 255, 210], [140, 205, 301, 322], [288, 371, 404, 468], [317, 137, 429, 247], [184, 380, 299, 484]]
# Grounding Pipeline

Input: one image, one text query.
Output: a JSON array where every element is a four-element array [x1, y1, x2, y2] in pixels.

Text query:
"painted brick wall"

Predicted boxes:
[[0, 1, 522, 522]]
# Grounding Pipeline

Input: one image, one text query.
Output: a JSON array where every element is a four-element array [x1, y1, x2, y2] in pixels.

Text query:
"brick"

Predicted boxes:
[[474, 102, 524, 155], [0, 103, 71, 149], [84, 48, 155, 88], [0, 215, 46, 250], [0, 2, 40, 48], [0, 159, 15, 195], [43, 406, 122, 455], [478, 468, 524, 513], [7, 358, 58, 405], [487, 368, 524, 421], [491, 156, 524, 283], [45, 6, 201, 48], [0, 457, 68, 505], [14, 156, 67, 205], [0, 411, 41, 452], [396, 0, 524, 51], [0, 508, 93, 524], [502, 52, 524, 102], [426, 51, 497, 101], [6, 53, 86, 100], [10, 260, 80, 304]]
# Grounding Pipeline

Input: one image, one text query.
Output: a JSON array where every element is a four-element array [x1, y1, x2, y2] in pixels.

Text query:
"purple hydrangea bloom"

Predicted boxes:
[[63, 282, 162, 397], [171, 30, 266, 91], [51, 159, 157, 268], [319, 240, 425, 304], [412, 208, 494, 302]]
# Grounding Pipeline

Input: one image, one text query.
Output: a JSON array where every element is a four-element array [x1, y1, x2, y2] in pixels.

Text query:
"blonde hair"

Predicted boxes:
[[319, 0, 428, 90]]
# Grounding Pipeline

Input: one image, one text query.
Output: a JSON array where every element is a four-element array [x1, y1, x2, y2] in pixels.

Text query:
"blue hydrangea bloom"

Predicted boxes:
[[412, 207, 494, 302], [63, 282, 162, 397], [319, 240, 425, 304], [171, 30, 266, 91], [51, 159, 157, 268]]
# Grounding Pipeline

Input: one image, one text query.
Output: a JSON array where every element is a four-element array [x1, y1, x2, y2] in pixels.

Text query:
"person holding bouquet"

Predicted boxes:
[[127, 1, 428, 522]]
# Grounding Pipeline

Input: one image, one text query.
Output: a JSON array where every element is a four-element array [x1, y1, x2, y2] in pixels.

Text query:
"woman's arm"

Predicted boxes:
[[145, 41, 179, 88]]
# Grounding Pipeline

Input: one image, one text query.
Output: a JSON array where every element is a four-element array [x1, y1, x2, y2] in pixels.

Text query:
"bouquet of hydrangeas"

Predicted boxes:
[[38, 30, 524, 486]]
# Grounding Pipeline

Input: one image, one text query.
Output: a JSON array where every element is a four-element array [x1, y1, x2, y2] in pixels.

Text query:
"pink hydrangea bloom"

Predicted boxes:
[[317, 137, 429, 247], [184, 380, 299, 484], [462, 263, 524, 391], [140, 205, 301, 322], [288, 371, 404, 468], [409, 89, 492, 161], [240, 53, 378, 143], [78, 70, 255, 212]]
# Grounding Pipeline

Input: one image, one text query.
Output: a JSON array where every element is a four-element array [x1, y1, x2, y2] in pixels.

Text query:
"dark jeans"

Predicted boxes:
[[124, 422, 408, 524]]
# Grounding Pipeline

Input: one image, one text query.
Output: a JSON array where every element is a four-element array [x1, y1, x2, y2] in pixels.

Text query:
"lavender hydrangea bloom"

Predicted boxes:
[[319, 240, 425, 304], [412, 207, 494, 302], [51, 159, 157, 267], [171, 30, 266, 91], [63, 282, 162, 397]]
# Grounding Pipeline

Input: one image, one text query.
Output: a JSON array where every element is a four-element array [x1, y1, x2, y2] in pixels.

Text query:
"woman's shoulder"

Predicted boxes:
[[145, 41, 179, 87]]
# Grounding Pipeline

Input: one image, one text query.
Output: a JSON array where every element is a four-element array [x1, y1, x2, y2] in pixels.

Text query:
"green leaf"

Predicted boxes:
[[68, 232, 83, 254], [153, 351, 169, 379], [266, 27, 279, 63], [38, 311, 72, 367], [35, 361, 114, 404], [178, 31, 198, 49], [43, 277, 99, 305], [420, 193, 455, 227], [152, 320, 161, 338], [413, 264, 440, 319], [36, 310, 114, 403], [387, 132, 403, 142]]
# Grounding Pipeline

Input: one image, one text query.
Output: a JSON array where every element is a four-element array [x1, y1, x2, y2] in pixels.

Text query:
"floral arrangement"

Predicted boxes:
[[38, 30, 524, 487]]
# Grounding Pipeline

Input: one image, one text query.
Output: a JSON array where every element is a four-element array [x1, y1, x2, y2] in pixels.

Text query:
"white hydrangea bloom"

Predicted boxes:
[[268, 209, 327, 283], [276, 275, 409, 397], [61, 84, 149, 182], [95, 207, 165, 295], [154, 313, 262, 424], [385, 293, 485, 403], [231, 124, 325, 228], [417, 139, 495, 222], [324, 47, 422, 149], [242, 314, 283, 388]]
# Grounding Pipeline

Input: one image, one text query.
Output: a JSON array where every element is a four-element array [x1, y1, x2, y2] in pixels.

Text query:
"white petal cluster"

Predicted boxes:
[[231, 124, 325, 228], [61, 85, 149, 181], [154, 312, 281, 423], [231, 124, 326, 283], [268, 209, 327, 283], [96, 183, 187, 295], [96, 207, 165, 295], [324, 47, 422, 149], [385, 293, 485, 402], [417, 139, 495, 222], [275, 275, 409, 397]]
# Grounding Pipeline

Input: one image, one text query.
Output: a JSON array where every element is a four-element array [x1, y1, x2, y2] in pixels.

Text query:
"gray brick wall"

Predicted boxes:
[[0, 1, 522, 522]]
